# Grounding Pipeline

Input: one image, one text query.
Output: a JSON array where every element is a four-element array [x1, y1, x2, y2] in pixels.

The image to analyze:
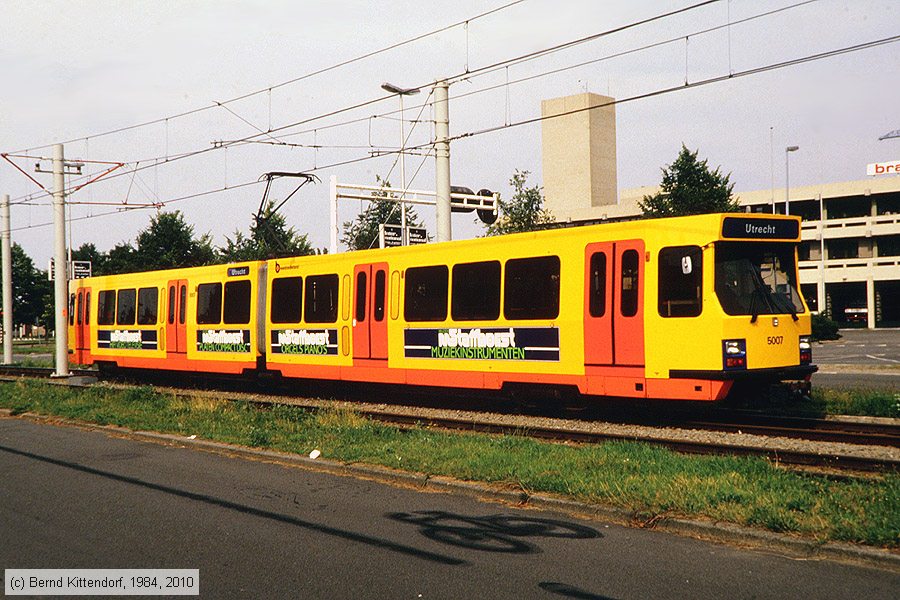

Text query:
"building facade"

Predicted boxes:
[[541, 93, 900, 328]]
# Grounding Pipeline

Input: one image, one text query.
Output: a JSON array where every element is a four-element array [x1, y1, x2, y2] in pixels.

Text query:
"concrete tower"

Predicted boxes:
[[541, 93, 618, 221]]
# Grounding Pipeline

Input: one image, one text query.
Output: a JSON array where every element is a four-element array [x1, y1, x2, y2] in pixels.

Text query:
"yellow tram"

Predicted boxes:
[[69, 213, 815, 402]]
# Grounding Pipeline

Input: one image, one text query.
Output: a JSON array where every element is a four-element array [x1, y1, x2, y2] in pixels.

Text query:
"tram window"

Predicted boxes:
[[620, 250, 639, 317], [76, 292, 82, 325], [179, 285, 187, 325], [658, 246, 703, 318], [271, 277, 302, 324], [168, 286, 176, 324], [504, 256, 560, 320], [116, 289, 136, 325], [223, 280, 251, 324], [98, 291, 116, 325], [306, 274, 339, 323], [355, 271, 367, 323], [451, 261, 500, 321], [374, 270, 386, 322], [69, 293, 76, 326], [137, 287, 159, 325], [588, 253, 607, 317], [196, 283, 222, 324], [85, 292, 90, 325], [405, 265, 449, 322]]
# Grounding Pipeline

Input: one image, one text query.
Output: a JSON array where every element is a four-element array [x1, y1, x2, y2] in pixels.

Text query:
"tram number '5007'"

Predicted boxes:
[[767, 336, 784, 345]]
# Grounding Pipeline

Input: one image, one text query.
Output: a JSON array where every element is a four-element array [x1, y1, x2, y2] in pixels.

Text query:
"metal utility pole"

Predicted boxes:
[[1, 194, 12, 364], [785, 145, 799, 216], [434, 80, 451, 243], [381, 82, 420, 245], [51, 144, 69, 377]]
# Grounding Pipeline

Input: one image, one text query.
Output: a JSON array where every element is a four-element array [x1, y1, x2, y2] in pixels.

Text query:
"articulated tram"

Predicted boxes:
[[68, 213, 815, 402]]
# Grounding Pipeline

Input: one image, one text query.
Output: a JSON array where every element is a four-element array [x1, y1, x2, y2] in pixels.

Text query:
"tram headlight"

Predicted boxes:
[[799, 335, 812, 364], [722, 339, 746, 370]]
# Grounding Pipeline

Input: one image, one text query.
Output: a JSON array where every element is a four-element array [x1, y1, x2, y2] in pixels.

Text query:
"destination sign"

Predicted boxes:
[[228, 266, 250, 277], [721, 217, 799, 240]]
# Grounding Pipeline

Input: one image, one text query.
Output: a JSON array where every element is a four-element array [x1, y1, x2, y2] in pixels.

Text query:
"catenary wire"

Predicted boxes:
[[5, 1, 527, 155], [5, 0, 730, 203], [5, 0, 741, 206], [14, 33, 895, 236]]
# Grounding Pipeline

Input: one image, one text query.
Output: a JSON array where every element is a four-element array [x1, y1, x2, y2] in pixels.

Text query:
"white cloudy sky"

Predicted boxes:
[[1, 0, 897, 265]]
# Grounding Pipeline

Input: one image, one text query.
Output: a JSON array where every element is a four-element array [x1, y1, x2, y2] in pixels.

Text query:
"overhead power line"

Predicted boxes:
[[9, 0, 732, 206], [6, 0, 527, 155], [12, 32, 897, 235]]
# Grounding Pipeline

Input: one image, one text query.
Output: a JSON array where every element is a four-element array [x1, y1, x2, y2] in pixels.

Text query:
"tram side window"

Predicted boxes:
[[223, 280, 251, 324], [179, 285, 187, 325], [620, 250, 640, 317], [504, 256, 560, 320], [306, 274, 339, 323], [137, 287, 159, 325], [658, 246, 703, 318], [451, 261, 500, 321], [405, 265, 448, 322], [271, 277, 302, 324], [68, 293, 76, 326], [168, 286, 176, 324], [85, 292, 90, 325], [116, 289, 136, 325], [374, 271, 386, 322], [588, 253, 607, 317], [98, 291, 116, 325], [355, 271, 367, 323], [197, 283, 222, 324]]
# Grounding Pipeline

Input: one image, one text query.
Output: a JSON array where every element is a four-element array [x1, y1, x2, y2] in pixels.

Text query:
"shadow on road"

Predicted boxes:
[[388, 510, 601, 554], [539, 581, 618, 600], [0, 443, 465, 566]]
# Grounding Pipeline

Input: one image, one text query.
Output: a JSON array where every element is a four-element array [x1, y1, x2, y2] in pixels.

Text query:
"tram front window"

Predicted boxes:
[[715, 242, 804, 318]]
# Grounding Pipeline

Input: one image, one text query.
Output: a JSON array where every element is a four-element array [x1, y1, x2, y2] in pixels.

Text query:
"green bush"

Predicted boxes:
[[811, 313, 841, 341]]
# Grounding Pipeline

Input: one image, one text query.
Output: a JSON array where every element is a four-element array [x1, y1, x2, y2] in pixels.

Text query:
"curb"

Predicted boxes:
[[2, 408, 898, 573]]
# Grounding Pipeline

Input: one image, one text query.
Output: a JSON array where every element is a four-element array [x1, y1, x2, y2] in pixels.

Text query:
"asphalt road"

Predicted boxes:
[[1, 418, 896, 599], [811, 329, 899, 390], [813, 329, 900, 366]]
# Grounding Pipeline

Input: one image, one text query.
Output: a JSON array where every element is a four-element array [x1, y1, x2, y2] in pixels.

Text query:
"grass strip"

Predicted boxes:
[[1, 379, 897, 548], [10, 342, 54, 356], [809, 388, 900, 419]]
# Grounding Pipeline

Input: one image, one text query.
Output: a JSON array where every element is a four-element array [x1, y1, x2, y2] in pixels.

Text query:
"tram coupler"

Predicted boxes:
[[787, 377, 812, 402]]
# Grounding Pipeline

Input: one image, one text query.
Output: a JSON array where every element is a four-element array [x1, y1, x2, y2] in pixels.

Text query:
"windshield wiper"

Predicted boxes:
[[749, 289, 760, 323], [770, 290, 800, 321], [747, 264, 778, 323]]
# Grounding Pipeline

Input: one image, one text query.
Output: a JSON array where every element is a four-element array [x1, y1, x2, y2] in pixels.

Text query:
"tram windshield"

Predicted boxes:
[[714, 242, 805, 318]]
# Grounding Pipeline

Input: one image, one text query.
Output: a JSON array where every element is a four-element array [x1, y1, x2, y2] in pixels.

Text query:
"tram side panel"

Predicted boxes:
[[187, 263, 261, 375], [73, 263, 261, 375], [387, 230, 590, 394], [263, 256, 355, 382]]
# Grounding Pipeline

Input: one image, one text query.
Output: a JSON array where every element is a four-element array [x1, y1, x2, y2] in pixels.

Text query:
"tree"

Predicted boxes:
[[3, 243, 51, 330], [71, 242, 107, 276], [103, 242, 139, 275], [341, 176, 425, 251], [639, 145, 740, 218], [484, 170, 553, 236], [220, 200, 314, 262], [131, 211, 216, 272]]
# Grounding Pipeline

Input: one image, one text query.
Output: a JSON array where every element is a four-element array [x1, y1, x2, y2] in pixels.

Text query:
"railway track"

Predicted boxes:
[[1, 366, 897, 473]]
